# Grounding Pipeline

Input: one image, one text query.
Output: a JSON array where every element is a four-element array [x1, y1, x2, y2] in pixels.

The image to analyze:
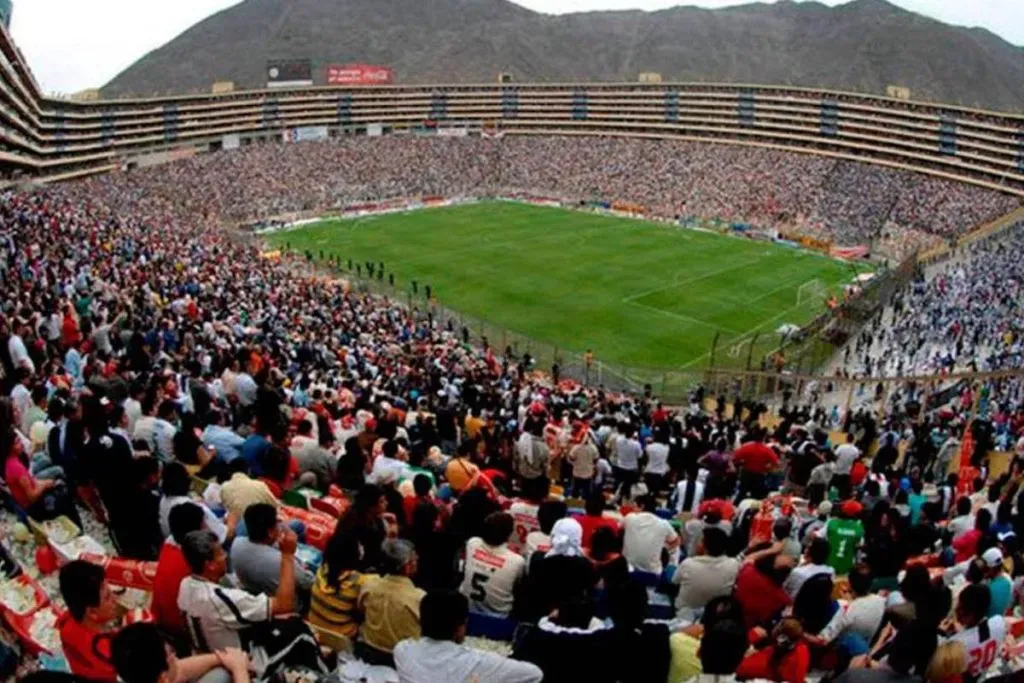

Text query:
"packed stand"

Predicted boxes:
[[70, 136, 1020, 261], [837, 224, 1024, 380], [0, 136, 1019, 682]]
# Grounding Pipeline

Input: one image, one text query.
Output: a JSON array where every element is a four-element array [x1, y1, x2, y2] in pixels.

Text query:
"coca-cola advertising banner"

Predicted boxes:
[[327, 64, 394, 86]]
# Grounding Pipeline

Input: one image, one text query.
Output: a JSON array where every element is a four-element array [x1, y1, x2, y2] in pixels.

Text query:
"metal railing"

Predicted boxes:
[[265, 241, 1024, 424]]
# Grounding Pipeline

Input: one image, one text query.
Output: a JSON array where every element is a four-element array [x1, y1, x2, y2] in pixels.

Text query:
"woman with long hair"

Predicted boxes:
[[171, 412, 214, 471], [336, 483, 389, 572], [0, 396, 63, 482], [925, 641, 967, 683], [79, 396, 158, 558], [407, 501, 459, 592], [2, 427, 81, 526], [308, 533, 375, 640], [336, 435, 367, 491]]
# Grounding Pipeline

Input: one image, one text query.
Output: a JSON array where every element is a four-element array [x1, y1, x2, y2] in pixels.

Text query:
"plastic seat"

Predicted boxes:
[[629, 570, 661, 588], [282, 489, 310, 509], [466, 610, 518, 641], [310, 496, 344, 518], [306, 622, 353, 653]]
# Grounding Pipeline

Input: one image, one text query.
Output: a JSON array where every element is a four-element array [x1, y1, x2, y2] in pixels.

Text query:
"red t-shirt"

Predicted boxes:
[[736, 643, 811, 683], [152, 541, 191, 635], [59, 614, 117, 682], [954, 529, 981, 563], [260, 477, 284, 499], [574, 513, 621, 548], [4, 456, 34, 509], [698, 498, 736, 522], [62, 315, 81, 347], [734, 564, 792, 629], [733, 442, 780, 475], [850, 460, 869, 487], [403, 494, 437, 526]]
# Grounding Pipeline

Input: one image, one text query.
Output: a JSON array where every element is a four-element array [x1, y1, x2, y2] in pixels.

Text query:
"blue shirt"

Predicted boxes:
[[202, 425, 246, 463], [988, 574, 1012, 617], [64, 348, 83, 383], [240, 434, 271, 477], [908, 493, 926, 524]]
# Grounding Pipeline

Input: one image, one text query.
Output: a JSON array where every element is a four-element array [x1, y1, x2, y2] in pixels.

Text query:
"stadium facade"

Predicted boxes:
[[0, 21, 1022, 197]]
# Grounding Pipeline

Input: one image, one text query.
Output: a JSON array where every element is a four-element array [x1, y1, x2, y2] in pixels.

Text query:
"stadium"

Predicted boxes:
[[0, 1, 1024, 682]]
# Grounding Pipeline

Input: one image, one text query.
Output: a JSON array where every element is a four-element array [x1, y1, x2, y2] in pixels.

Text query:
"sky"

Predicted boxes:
[[10, 0, 1024, 95]]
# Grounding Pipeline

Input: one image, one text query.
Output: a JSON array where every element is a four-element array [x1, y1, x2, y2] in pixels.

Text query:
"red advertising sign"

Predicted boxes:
[[327, 64, 393, 85]]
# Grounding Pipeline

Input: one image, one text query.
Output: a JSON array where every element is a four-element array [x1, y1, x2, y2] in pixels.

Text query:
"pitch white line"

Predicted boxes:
[[675, 298, 816, 370], [621, 256, 765, 303], [626, 300, 742, 335], [745, 271, 824, 306]]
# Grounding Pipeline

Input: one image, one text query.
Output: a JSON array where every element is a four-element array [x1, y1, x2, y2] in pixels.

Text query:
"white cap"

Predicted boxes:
[[982, 547, 1004, 568]]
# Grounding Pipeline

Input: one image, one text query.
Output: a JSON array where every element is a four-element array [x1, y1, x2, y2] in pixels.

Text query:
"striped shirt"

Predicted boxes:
[[308, 567, 374, 638]]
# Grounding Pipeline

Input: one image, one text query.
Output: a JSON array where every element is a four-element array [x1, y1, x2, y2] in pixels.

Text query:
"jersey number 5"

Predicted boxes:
[[470, 572, 489, 601]]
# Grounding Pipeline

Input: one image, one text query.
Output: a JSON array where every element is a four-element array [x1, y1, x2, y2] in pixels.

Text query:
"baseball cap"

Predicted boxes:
[[816, 501, 833, 517], [982, 547, 1004, 568], [841, 501, 864, 518]]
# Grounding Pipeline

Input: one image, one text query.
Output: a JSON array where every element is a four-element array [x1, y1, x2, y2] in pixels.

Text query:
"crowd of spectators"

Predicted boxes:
[[0, 135, 1022, 683], [837, 225, 1024, 380], [78, 136, 1020, 263]]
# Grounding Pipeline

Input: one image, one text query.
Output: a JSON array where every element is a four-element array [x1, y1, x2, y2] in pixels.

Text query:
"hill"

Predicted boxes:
[[101, 0, 1024, 112]]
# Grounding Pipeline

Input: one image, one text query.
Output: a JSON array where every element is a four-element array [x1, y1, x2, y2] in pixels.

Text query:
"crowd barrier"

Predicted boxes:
[[246, 188, 1024, 409]]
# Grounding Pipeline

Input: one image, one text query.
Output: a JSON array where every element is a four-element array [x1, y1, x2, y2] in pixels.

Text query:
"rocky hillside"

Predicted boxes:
[[101, 0, 1024, 111]]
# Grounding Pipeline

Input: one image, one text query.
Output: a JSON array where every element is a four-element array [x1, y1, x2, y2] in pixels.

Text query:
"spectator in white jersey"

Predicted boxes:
[[460, 512, 526, 617], [673, 466, 705, 516], [673, 526, 740, 621], [783, 537, 835, 598], [643, 428, 672, 495], [176, 528, 322, 677], [507, 477, 549, 554], [832, 433, 861, 498], [613, 423, 642, 501], [394, 591, 542, 683], [949, 583, 1007, 680], [623, 494, 680, 576]]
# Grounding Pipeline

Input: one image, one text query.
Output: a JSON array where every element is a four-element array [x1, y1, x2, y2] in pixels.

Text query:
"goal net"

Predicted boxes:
[[796, 279, 828, 307]]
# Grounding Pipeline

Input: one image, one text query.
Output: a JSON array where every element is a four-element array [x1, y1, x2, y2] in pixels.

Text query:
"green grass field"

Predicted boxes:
[[267, 201, 863, 371]]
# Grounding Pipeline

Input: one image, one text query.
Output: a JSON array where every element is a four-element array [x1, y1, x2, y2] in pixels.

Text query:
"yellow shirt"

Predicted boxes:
[[445, 458, 480, 493], [668, 633, 701, 683], [309, 568, 376, 638], [357, 575, 425, 653], [464, 415, 486, 440], [220, 472, 278, 519]]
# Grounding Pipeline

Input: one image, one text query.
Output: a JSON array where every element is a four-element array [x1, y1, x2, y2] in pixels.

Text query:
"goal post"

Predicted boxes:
[[796, 279, 828, 307], [728, 336, 753, 359]]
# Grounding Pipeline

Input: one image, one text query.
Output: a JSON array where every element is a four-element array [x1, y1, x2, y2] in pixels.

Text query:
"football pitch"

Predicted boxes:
[[267, 201, 864, 370]]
